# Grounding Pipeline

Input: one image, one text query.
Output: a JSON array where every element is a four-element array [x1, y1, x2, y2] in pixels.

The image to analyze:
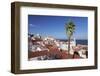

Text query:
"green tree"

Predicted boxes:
[[65, 21, 75, 54]]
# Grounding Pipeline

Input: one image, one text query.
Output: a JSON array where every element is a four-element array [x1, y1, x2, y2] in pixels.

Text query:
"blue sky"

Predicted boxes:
[[28, 15, 88, 39]]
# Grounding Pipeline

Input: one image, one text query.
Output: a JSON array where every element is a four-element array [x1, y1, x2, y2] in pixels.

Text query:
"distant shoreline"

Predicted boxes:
[[57, 39, 88, 45]]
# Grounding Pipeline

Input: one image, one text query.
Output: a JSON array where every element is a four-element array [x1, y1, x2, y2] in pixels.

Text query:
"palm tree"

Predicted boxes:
[[65, 21, 75, 54]]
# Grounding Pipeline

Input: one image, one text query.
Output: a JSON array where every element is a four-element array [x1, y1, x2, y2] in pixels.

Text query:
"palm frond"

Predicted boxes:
[[65, 21, 75, 38]]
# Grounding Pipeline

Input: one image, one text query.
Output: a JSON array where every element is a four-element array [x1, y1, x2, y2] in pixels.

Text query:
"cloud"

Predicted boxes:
[[29, 24, 36, 27]]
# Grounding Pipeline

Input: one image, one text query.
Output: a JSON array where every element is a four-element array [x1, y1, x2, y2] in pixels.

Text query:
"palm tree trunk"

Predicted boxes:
[[68, 37, 70, 54]]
